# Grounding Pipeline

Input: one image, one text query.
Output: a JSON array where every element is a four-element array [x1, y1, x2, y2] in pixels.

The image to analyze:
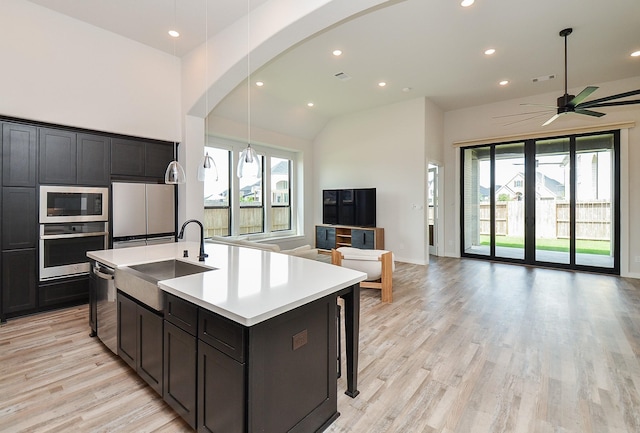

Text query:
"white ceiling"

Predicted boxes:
[[27, 0, 271, 57], [26, 0, 640, 139]]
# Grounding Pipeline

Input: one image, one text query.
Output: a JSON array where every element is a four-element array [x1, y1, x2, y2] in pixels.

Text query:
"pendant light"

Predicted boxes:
[[197, 0, 218, 182], [237, 0, 261, 179], [165, 0, 186, 184], [165, 142, 186, 184], [197, 151, 218, 181]]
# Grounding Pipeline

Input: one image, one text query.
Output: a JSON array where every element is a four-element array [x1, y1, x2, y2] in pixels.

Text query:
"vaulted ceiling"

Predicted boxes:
[[27, 0, 640, 139]]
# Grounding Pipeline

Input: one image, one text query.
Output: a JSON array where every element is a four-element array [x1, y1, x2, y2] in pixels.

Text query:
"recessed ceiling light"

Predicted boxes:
[[631, 50, 640, 57], [461, 0, 474, 7], [307, 102, 314, 107], [168, 30, 180, 38], [255, 81, 264, 87], [378, 82, 387, 87], [484, 48, 496, 55], [499, 80, 509, 86], [402, 87, 412, 92], [333, 49, 343, 56]]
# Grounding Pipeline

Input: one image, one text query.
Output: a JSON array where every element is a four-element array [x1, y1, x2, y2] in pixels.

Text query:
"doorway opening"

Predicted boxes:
[[428, 164, 440, 256]]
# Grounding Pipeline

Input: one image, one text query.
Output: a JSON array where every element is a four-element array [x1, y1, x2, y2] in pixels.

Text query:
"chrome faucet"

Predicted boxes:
[[177, 219, 208, 261]]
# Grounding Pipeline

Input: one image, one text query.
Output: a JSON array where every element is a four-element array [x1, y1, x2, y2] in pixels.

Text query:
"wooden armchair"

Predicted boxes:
[[331, 247, 394, 303]]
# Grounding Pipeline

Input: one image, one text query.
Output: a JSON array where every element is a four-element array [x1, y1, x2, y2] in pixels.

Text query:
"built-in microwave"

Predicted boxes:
[[39, 186, 109, 223]]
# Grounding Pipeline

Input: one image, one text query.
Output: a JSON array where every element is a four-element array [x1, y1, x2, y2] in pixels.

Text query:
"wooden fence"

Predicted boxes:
[[204, 206, 290, 237], [479, 200, 611, 240]]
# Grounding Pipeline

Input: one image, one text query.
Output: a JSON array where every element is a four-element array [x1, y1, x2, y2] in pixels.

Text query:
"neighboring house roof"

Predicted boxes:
[[536, 172, 565, 197], [271, 160, 289, 175], [495, 184, 517, 198]]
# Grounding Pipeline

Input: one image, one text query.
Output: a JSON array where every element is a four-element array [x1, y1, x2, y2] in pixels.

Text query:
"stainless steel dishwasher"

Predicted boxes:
[[93, 261, 117, 354]]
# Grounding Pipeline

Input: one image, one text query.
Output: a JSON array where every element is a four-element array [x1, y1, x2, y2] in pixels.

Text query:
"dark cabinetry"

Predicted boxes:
[[1, 249, 37, 315], [198, 308, 246, 433], [1, 122, 38, 320], [76, 133, 110, 186], [2, 187, 36, 250], [39, 128, 76, 184], [1, 188, 37, 319], [163, 293, 198, 428], [248, 296, 337, 433], [39, 128, 110, 186], [352, 228, 375, 249], [2, 123, 37, 187], [145, 143, 174, 179], [316, 225, 336, 250], [160, 292, 336, 432], [198, 340, 245, 433], [316, 224, 384, 251], [117, 292, 163, 395], [111, 138, 174, 180], [39, 277, 88, 307]]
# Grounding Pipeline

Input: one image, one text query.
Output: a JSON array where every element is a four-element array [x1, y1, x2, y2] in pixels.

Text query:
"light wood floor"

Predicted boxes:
[[2, 257, 640, 433]]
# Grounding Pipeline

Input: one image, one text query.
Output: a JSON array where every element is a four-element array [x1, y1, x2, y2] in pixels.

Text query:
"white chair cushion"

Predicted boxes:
[[336, 247, 394, 281]]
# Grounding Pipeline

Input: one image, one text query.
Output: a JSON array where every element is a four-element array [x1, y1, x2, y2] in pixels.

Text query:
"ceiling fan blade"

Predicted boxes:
[[521, 103, 557, 108], [575, 108, 605, 117], [568, 86, 598, 106], [578, 89, 640, 108], [494, 109, 554, 119], [580, 99, 640, 108], [503, 112, 554, 126], [542, 113, 561, 126]]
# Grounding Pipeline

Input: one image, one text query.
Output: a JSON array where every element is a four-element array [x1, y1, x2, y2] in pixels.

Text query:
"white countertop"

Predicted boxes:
[[88, 241, 366, 326]]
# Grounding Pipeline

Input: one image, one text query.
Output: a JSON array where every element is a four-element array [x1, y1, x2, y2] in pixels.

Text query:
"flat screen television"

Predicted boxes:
[[322, 188, 376, 227]]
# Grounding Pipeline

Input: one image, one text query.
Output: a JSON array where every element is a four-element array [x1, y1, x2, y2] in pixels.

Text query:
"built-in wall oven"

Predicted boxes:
[[39, 186, 109, 281]]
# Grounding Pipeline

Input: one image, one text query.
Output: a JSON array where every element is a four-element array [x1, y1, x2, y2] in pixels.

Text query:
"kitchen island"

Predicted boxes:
[[88, 241, 366, 433]]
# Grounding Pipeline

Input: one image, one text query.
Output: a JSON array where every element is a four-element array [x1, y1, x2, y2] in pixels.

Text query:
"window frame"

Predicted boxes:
[[204, 137, 298, 240]]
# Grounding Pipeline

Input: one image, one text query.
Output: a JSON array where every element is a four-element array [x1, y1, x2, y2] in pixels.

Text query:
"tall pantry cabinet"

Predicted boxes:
[[1, 123, 38, 319]]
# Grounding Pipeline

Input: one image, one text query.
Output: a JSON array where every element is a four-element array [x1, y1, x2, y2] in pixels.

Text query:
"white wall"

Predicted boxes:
[[314, 97, 433, 264], [442, 76, 640, 277], [0, 0, 180, 141]]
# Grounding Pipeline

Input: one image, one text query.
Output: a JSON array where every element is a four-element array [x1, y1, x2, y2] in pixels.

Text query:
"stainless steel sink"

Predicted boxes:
[[115, 259, 215, 311]]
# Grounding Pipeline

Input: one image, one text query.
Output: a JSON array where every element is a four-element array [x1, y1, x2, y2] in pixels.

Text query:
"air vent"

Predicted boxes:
[[334, 72, 352, 81], [532, 74, 555, 83]]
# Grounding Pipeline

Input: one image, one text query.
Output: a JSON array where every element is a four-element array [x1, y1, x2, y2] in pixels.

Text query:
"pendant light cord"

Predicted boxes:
[[247, 0, 251, 149], [205, 0, 209, 144]]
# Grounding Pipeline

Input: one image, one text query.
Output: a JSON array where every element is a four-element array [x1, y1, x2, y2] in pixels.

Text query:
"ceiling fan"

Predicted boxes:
[[525, 28, 640, 126]]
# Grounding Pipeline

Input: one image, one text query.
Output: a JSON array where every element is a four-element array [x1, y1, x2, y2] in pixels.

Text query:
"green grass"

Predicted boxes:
[[479, 235, 610, 255]]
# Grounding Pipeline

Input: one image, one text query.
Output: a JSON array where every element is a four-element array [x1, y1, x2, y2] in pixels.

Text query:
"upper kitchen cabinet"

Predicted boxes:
[[39, 128, 77, 185], [76, 133, 110, 186], [39, 129, 110, 186], [145, 143, 174, 179], [111, 138, 174, 181], [2, 123, 37, 187], [111, 138, 145, 177]]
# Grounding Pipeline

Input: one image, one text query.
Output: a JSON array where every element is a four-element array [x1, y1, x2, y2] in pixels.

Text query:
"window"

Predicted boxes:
[[238, 152, 264, 235], [271, 157, 291, 232], [203, 140, 297, 239], [203, 147, 230, 237]]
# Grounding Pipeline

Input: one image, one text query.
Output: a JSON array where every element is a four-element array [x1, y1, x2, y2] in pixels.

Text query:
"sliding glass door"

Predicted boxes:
[[461, 131, 619, 274], [574, 134, 616, 268], [494, 143, 525, 260], [534, 137, 570, 265]]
